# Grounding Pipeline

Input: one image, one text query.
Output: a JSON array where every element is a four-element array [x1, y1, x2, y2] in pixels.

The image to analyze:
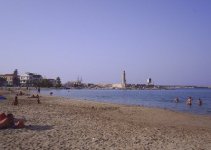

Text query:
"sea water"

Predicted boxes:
[[37, 88, 211, 115]]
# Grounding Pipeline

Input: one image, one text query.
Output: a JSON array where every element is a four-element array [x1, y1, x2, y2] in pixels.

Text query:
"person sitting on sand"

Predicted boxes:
[[198, 98, 203, 106], [186, 97, 192, 105], [174, 97, 179, 103], [28, 94, 36, 98], [0, 113, 26, 129], [13, 94, 18, 105], [50, 92, 53, 96], [19, 91, 24, 96]]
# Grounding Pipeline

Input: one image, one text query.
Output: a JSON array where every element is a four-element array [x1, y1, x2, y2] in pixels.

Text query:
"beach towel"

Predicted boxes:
[[0, 96, 6, 100]]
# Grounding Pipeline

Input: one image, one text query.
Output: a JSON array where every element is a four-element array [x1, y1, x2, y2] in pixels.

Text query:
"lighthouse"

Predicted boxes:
[[122, 70, 126, 88]]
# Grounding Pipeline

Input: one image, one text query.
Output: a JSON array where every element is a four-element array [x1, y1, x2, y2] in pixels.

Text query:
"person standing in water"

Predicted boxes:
[[38, 87, 40, 93], [186, 97, 192, 106], [198, 98, 203, 106]]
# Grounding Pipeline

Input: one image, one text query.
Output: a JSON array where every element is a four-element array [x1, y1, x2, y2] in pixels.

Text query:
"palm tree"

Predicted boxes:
[[56, 77, 62, 88], [13, 69, 20, 87]]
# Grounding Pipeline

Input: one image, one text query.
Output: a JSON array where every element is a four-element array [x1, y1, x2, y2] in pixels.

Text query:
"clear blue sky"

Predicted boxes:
[[0, 0, 211, 85]]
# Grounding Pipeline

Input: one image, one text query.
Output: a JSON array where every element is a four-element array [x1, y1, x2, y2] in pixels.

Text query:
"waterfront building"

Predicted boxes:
[[20, 73, 33, 86], [147, 78, 152, 85], [48, 79, 57, 87], [20, 72, 43, 86], [0, 74, 14, 86], [112, 83, 124, 89]]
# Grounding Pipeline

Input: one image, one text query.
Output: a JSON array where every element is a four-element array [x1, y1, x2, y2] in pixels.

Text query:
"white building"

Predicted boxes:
[[20, 73, 32, 86], [147, 78, 153, 85], [20, 72, 42, 86]]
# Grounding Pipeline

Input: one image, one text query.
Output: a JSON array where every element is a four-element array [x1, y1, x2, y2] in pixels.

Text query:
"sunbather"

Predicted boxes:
[[0, 113, 26, 129]]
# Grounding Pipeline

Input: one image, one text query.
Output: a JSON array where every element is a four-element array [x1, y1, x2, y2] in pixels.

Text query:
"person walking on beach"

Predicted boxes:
[[13, 94, 18, 105], [37, 94, 40, 104]]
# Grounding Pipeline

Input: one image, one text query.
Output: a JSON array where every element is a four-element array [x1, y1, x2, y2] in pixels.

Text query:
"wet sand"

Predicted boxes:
[[0, 89, 211, 150]]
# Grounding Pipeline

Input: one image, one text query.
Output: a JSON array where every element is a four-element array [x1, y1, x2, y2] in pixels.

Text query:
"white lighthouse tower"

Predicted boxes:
[[122, 70, 126, 88]]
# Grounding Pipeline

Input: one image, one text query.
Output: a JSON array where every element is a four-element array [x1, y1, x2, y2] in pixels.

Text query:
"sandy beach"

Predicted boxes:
[[1, 89, 211, 150]]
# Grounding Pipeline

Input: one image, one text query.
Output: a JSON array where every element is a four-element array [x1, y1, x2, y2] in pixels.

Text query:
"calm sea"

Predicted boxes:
[[36, 89, 211, 115]]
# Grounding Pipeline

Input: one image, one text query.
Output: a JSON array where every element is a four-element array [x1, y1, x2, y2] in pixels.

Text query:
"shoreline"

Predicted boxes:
[[45, 95, 211, 117], [1, 90, 211, 149], [30, 89, 211, 116]]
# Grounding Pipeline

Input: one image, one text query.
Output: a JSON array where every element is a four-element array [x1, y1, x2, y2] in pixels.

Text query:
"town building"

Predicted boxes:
[[48, 79, 57, 87], [147, 78, 152, 85], [0, 74, 14, 86], [20, 73, 33, 86], [20, 72, 43, 86]]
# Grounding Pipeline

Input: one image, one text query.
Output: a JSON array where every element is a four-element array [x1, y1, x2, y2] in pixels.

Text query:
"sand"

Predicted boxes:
[[0, 89, 211, 150]]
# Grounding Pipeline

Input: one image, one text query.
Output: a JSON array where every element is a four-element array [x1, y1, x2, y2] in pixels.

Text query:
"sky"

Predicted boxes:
[[0, 0, 211, 86]]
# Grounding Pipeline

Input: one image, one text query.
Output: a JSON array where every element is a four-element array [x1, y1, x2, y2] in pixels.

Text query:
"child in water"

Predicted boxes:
[[174, 97, 179, 103], [198, 98, 202, 106]]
